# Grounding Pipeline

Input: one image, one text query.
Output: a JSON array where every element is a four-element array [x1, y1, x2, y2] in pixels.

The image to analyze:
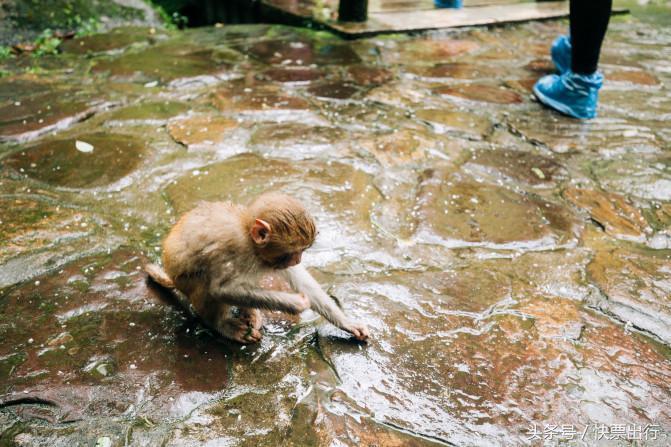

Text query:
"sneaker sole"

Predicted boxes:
[[532, 84, 596, 120]]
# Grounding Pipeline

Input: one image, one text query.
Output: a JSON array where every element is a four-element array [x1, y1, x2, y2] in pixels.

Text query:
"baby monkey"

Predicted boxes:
[[145, 192, 369, 344]]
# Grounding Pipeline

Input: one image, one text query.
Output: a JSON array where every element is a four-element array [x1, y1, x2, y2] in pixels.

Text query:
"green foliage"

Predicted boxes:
[[152, 3, 176, 29], [148, 1, 188, 29], [147, 0, 192, 14], [171, 11, 189, 29], [25, 65, 46, 74], [72, 16, 103, 37], [11, 0, 144, 30], [32, 29, 62, 57], [0, 46, 12, 61], [16, 17, 99, 60]]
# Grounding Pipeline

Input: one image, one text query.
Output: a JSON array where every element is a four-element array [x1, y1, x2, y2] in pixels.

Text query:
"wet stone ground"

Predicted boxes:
[[1, 12, 670, 447]]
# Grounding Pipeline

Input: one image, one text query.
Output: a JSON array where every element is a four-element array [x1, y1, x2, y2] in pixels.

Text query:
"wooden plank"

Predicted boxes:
[[262, 0, 537, 16], [258, 0, 628, 38], [367, 0, 534, 13], [326, 3, 628, 37], [331, 2, 570, 35]]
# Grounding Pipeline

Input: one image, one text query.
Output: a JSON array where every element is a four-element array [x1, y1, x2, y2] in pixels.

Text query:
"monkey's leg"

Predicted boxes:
[[239, 307, 264, 332], [215, 305, 263, 344], [188, 288, 260, 343], [188, 285, 224, 329]]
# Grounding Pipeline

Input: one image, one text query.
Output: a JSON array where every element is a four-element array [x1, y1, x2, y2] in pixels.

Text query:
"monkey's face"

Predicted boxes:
[[250, 216, 314, 270], [259, 248, 304, 270]]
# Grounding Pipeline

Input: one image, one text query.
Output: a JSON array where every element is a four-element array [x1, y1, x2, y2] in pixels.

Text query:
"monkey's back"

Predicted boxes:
[[162, 201, 251, 286]]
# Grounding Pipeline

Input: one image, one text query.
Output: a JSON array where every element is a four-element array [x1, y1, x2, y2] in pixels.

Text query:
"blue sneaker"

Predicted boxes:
[[533, 71, 603, 119], [434, 0, 462, 8], [551, 35, 572, 74]]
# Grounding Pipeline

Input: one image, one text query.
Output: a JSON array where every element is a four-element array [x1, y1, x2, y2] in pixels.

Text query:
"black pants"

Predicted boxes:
[[570, 0, 613, 74]]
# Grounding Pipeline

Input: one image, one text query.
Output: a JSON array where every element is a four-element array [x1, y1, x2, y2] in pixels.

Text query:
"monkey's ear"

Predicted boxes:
[[251, 219, 272, 246]]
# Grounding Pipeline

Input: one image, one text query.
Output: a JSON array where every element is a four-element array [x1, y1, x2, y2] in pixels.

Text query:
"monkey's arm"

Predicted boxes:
[[211, 280, 310, 315], [282, 265, 369, 341]]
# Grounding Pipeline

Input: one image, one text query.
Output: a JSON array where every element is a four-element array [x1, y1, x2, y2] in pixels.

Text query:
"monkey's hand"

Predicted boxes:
[[344, 321, 369, 342]]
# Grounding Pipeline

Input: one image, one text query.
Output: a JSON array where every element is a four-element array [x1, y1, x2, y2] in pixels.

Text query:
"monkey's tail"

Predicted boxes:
[[145, 263, 175, 289]]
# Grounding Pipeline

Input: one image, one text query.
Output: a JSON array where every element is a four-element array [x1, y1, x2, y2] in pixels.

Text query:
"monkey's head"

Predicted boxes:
[[248, 192, 317, 270]]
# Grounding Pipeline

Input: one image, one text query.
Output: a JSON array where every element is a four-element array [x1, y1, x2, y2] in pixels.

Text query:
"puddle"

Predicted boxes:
[[1, 14, 670, 446], [5, 132, 146, 188]]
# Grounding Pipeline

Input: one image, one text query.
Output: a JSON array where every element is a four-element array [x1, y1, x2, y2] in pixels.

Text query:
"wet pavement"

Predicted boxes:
[[1, 8, 671, 447]]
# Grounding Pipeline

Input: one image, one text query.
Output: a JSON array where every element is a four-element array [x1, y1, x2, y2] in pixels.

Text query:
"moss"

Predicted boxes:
[[74, 17, 103, 37], [0, 421, 28, 447], [29, 29, 62, 56], [0, 353, 26, 392], [11, 0, 144, 31], [1, 0, 153, 47], [0, 47, 11, 61], [0, 202, 54, 240]]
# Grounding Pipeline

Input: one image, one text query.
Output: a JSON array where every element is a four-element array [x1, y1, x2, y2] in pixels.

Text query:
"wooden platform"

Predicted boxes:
[[259, 0, 628, 38]]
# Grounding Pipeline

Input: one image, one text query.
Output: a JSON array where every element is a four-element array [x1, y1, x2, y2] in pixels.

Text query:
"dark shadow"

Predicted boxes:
[[152, 0, 260, 27]]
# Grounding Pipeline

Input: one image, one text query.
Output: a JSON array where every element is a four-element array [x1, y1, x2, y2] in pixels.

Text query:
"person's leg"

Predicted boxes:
[[533, 0, 612, 119], [570, 0, 613, 74]]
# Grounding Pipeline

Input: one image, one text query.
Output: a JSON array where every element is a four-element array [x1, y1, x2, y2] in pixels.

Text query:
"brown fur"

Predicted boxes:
[[145, 192, 368, 344], [145, 263, 174, 289], [249, 193, 316, 249]]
